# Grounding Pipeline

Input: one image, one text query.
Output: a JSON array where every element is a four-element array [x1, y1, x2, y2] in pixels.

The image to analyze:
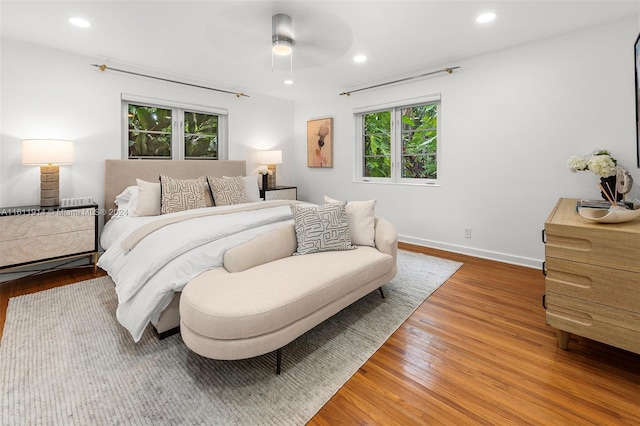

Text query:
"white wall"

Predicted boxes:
[[3, 17, 639, 272], [293, 17, 640, 268], [0, 39, 295, 216]]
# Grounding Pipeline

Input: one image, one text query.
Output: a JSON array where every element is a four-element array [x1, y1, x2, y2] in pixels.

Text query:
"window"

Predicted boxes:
[[356, 95, 440, 183], [127, 104, 172, 158], [122, 95, 227, 160]]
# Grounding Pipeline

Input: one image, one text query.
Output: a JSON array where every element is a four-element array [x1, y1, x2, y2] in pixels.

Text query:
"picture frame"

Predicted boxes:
[[635, 32, 640, 167], [307, 117, 333, 168]]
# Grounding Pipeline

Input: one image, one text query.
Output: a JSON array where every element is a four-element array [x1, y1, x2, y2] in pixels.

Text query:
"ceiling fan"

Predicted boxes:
[[204, 5, 353, 70]]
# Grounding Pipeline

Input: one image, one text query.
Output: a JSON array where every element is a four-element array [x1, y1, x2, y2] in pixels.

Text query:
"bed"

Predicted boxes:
[[99, 159, 302, 341]]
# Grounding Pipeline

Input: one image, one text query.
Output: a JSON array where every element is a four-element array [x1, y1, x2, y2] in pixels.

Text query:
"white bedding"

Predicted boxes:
[[98, 201, 304, 341]]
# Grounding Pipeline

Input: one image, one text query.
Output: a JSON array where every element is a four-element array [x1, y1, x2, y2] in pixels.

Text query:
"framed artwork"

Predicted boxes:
[[635, 32, 640, 167], [307, 117, 333, 168]]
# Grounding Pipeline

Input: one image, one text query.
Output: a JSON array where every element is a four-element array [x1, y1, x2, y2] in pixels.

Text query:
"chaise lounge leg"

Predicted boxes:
[[276, 348, 282, 375], [378, 287, 385, 299]]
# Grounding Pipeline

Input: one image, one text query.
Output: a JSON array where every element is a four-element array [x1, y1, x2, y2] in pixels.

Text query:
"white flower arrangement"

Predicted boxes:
[[567, 149, 617, 178], [257, 166, 273, 175]]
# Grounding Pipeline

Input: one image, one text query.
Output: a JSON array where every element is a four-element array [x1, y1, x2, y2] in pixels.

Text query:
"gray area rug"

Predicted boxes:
[[1, 250, 461, 425]]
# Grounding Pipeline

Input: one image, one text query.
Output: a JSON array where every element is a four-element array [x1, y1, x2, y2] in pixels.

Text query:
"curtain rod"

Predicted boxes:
[[91, 64, 249, 98], [339, 66, 460, 96]]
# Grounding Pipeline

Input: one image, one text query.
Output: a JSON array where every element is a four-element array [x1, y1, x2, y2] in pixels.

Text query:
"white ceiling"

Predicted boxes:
[[2, 1, 639, 100]]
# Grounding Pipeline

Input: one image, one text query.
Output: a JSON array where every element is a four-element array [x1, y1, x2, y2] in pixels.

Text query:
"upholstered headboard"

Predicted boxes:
[[104, 159, 246, 222]]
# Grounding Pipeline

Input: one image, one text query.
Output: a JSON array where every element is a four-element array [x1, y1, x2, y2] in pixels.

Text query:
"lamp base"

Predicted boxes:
[[267, 164, 277, 188], [40, 165, 60, 207]]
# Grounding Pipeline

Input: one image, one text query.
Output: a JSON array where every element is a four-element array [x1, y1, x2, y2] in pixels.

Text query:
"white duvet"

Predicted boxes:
[[98, 201, 302, 342]]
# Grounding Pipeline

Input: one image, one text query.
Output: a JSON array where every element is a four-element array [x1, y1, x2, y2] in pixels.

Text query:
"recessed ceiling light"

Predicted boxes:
[[69, 17, 91, 28], [476, 12, 497, 24], [284, 80, 294, 85], [354, 55, 367, 63]]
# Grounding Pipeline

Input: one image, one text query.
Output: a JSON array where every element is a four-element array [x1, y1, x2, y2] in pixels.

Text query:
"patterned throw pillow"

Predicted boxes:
[[207, 176, 250, 206], [290, 202, 356, 255], [160, 175, 207, 214]]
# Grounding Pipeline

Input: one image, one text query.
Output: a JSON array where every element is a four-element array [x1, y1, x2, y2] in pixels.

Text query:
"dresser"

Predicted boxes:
[[0, 203, 99, 272], [543, 198, 640, 354]]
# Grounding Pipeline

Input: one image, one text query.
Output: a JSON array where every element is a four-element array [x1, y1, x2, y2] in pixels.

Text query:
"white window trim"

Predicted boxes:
[[354, 94, 441, 185], [121, 93, 228, 160]]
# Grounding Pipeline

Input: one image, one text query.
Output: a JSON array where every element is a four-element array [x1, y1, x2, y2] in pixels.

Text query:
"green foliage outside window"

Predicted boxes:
[[184, 112, 218, 159], [401, 104, 437, 179], [362, 102, 438, 179], [128, 104, 219, 159], [128, 105, 172, 158], [363, 111, 391, 177]]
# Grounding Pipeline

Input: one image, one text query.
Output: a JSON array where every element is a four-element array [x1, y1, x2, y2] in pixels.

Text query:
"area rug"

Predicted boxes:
[[0, 250, 461, 425]]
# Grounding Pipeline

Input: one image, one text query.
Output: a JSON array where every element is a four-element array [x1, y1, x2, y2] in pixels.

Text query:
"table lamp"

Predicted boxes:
[[258, 150, 282, 189], [21, 139, 75, 207]]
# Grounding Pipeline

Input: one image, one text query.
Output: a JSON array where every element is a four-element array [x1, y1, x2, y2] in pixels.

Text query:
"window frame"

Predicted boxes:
[[354, 94, 441, 184], [121, 94, 228, 160]]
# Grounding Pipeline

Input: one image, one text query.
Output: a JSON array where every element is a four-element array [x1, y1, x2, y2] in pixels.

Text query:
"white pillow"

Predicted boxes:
[[114, 185, 138, 217], [324, 195, 376, 247], [132, 179, 161, 217], [224, 175, 260, 202]]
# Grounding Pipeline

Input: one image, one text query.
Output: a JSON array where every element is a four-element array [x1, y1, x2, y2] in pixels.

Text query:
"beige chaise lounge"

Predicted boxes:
[[179, 217, 398, 373]]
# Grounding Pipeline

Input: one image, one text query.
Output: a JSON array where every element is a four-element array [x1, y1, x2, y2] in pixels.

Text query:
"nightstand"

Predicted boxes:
[[260, 186, 297, 201], [0, 203, 99, 272]]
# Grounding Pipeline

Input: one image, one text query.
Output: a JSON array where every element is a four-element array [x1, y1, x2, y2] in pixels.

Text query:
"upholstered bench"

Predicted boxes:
[[179, 217, 397, 373]]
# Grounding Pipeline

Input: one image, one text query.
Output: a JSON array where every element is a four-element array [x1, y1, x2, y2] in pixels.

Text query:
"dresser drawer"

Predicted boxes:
[[265, 188, 297, 200], [0, 205, 98, 269], [545, 258, 640, 312], [545, 199, 640, 273], [0, 208, 95, 241], [0, 229, 95, 267], [546, 292, 640, 354]]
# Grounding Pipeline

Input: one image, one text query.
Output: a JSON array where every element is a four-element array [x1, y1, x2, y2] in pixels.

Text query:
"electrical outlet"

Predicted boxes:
[[464, 228, 471, 238]]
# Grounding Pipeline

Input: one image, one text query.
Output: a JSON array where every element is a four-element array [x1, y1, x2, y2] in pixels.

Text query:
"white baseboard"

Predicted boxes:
[[399, 234, 544, 270]]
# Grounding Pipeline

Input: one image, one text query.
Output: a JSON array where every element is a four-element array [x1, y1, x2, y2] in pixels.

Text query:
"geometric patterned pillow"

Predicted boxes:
[[290, 201, 356, 255], [207, 176, 249, 206], [160, 175, 207, 214]]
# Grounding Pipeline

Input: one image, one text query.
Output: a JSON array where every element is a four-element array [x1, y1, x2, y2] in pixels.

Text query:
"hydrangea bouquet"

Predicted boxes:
[[567, 149, 617, 177], [567, 149, 620, 201], [257, 166, 273, 176]]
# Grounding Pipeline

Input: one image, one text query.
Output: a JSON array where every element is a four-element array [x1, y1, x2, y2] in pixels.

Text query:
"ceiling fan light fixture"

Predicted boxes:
[[272, 13, 294, 56], [272, 38, 293, 56]]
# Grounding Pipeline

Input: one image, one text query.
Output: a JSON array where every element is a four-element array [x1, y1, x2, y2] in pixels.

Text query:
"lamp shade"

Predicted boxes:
[[258, 150, 282, 165], [21, 139, 75, 165]]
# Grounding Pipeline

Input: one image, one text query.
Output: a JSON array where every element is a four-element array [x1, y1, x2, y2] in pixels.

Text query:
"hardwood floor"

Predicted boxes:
[[1, 245, 638, 424]]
